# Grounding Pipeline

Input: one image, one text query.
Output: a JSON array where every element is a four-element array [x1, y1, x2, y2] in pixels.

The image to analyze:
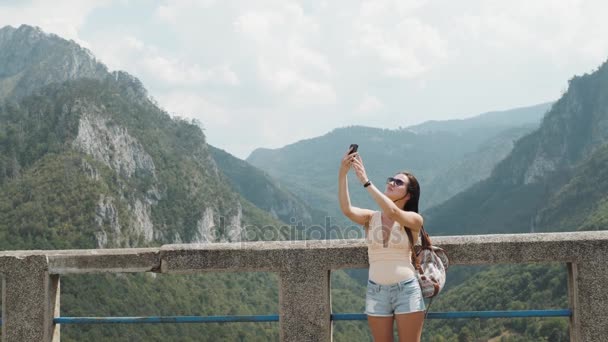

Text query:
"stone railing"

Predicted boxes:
[[1, 231, 607, 341]]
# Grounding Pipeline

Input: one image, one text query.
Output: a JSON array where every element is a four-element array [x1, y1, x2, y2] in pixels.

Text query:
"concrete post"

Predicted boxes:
[[279, 268, 332, 342], [568, 253, 608, 341], [0, 255, 59, 342]]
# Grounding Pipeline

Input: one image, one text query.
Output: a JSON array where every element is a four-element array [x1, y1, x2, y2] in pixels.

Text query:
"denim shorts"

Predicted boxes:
[[365, 277, 426, 316]]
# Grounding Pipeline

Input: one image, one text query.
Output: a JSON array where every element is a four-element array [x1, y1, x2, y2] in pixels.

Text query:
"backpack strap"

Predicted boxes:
[[419, 225, 432, 248], [405, 227, 423, 274], [424, 297, 434, 319]]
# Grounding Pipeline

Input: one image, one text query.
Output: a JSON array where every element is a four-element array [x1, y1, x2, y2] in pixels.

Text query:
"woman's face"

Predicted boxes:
[[385, 173, 409, 201]]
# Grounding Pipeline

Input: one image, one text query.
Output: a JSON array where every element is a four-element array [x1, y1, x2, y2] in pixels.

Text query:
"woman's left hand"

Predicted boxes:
[[350, 154, 369, 185]]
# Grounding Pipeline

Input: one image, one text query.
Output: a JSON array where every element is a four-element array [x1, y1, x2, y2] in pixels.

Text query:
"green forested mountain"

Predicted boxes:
[[426, 59, 608, 235], [408, 61, 608, 340], [0, 77, 287, 247], [0, 24, 294, 340], [0, 78, 289, 340], [209, 145, 334, 232], [535, 143, 608, 231], [407, 102, 551, 135], [246, 105, 548, 218], [423, 123, 540, 207]]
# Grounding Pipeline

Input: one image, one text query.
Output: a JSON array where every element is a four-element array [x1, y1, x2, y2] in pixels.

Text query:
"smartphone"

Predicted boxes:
[[348, 144, 358, 154]]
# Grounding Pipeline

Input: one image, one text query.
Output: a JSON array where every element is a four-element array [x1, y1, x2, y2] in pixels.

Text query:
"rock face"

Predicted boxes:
[[94, 194, 122, 248], [193, 204, 243, 243], [224, 202, 242, 243], [70, 100, 160, 246], [72, 102, 157, 179], [195, 207, 216, 243]]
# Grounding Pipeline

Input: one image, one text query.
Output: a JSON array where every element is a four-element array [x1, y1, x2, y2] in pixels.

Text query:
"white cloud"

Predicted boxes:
[[124, 36, 144, 50], [6, 0, 608, 158], [88, 34, 239, 87], [350, 1, 448, 79], [156, 89, 338, 158], [156, 0, 217, 22], [234, 2, 335, 106], [157, 91, 230, 125], [0, 0, 110, 47], [257, 59, 336, 105], [233, 10, 278, 43], [141, 57, 240, 86], [451, 0, 608, 65], [357, 94, 384, 114]]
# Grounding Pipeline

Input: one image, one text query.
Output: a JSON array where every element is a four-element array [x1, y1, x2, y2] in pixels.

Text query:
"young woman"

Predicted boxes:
[[338, 148, 425, 342]]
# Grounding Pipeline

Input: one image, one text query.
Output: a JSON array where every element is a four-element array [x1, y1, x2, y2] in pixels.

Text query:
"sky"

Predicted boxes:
[[2, 0, 608, 159]]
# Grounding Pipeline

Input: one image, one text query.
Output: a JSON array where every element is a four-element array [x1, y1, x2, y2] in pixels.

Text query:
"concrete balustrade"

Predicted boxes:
[[1, 231, 607, 341]]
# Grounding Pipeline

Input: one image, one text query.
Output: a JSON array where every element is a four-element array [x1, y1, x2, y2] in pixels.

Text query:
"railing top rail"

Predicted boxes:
[[0, 231, 606, 274]]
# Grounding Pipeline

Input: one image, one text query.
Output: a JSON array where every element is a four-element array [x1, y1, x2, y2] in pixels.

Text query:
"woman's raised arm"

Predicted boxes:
[[338, 150, 374, 226]]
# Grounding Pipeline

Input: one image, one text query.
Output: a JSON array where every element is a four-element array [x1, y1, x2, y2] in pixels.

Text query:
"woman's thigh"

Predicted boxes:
[[367, 315, 395, 342], [395, 311, 425, 342]]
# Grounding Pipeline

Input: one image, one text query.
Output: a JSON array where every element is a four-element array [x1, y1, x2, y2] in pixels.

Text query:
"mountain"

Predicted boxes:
[[408, 102, 552, 135], [535, 143, 608, 231], [0, 24, 371, 341], [426, 59, 608, 235], [247, 104, 549, 217], [0, 24, 299, 247], [0, 76, 292, 248], [423, 123, 539, 208], [209, 145, 335, 234], [390, 59, 608, 342], [0, 25, 108, 101], [0, 24, 297, 341]]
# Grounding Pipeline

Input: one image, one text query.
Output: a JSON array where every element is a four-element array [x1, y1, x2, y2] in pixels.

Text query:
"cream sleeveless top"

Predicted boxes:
[[366, 211, 416, 285]]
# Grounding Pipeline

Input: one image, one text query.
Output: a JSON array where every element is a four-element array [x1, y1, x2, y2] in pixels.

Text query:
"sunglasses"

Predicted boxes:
[[386, 177, 406, 187]]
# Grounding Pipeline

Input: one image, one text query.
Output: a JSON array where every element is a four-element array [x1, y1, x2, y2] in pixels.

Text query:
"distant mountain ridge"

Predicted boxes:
[[426, 59, 608, 235], [209, 145, 333, 231], [247, 104, 550, 217], [408, 102, 552, 134], [423, 123, 539, 207]]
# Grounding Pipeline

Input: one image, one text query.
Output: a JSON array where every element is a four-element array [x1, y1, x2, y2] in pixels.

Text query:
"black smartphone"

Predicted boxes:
[[349, 144, 358, 154]]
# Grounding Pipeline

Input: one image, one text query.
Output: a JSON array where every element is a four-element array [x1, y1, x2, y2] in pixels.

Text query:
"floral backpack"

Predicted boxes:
[[405, 226, 449, 316]]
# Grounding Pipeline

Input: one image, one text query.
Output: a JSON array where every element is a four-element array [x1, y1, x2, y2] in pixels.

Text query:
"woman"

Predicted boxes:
[[338, 148, 425, 342]]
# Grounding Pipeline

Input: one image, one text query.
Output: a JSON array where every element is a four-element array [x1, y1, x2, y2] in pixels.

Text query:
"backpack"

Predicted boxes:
[[405, 226, 449, 316]]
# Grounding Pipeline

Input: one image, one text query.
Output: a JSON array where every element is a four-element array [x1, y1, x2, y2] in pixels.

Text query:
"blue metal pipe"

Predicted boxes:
[[53, 315, 280, 324], [426, 309, 572, 319], [0, 310, 571, 325], [332, 309, 572, 321]]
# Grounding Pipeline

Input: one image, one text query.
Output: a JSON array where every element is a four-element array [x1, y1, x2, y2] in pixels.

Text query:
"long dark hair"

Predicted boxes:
[[400, 172, 422, 250], [400, 171, 420, 213]]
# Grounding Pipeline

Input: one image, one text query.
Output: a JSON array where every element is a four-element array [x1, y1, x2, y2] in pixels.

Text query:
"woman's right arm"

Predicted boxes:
[[339, 151, 374, 227]]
